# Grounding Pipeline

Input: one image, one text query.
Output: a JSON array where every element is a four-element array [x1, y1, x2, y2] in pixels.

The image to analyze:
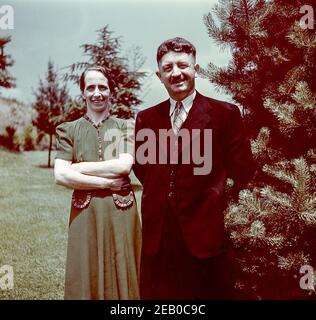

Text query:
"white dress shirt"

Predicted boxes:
[[169, 90, 196, 124]]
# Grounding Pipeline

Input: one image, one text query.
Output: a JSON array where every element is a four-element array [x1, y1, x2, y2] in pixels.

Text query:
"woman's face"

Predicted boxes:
[[82, 70, 111, 113]]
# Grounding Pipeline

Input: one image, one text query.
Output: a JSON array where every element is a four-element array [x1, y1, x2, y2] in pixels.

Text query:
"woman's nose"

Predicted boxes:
[[93, 88, 102, 96]]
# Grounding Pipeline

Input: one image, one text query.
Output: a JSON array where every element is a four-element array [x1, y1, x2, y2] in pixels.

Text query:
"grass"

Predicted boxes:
[[0, 149, 142, 300]]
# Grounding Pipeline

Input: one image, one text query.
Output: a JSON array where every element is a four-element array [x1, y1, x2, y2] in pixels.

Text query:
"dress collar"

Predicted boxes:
[[83, 113, 110, 130]]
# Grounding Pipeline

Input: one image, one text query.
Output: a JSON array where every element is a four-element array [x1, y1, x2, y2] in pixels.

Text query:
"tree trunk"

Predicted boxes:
[[48, 132, 52, 168]]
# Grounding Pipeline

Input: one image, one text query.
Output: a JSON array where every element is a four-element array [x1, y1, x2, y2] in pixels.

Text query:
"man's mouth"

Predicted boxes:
[[171, 78, 185, 84], [172, 80, 185, 87]]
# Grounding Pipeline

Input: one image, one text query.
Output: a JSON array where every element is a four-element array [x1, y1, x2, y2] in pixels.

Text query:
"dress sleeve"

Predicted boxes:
[[55, 122, 74, 161], [118, 118, 135, 156]]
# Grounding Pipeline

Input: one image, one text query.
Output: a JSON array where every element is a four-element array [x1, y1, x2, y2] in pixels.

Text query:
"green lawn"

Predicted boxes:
[[0, 150, 142, 300]]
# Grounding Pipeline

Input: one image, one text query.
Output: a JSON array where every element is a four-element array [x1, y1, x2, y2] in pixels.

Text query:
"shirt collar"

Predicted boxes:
[[169, 90, 196, 117]]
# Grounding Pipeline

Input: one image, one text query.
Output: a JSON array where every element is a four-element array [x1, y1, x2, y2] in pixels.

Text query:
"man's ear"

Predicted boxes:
[[194, 64, 200, 74], [156, 71, 162, 82]]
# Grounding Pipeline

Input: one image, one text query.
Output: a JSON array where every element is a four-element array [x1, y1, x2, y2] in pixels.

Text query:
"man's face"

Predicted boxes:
[[156, 51, 199, 101], [82, 70, 110, 113]]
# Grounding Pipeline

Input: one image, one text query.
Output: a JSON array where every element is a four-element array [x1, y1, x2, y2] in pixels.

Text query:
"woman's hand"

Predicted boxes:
[[107, 176, 131, 191]]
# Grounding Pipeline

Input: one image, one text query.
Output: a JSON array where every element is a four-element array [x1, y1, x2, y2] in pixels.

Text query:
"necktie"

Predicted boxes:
[[172, 101, 185, 135]]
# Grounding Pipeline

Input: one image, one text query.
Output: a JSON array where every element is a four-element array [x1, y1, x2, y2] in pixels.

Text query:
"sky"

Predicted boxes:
[[1, 0, 233, 110]]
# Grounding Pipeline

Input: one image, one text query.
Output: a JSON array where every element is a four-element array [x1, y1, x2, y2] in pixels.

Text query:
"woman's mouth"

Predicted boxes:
[[91, 98, 105, 105]]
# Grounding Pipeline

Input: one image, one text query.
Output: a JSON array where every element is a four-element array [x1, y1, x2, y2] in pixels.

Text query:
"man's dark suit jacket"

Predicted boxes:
[[133, 91, 255, 259]]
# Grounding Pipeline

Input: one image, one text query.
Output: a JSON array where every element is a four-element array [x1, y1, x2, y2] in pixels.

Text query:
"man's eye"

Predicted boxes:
[[163, 67, 172, 72], [98, 85, 108, 91], [179, 64, 188, 69]]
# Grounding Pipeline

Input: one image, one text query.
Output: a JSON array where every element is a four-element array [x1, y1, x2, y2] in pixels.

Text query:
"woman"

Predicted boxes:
[[54, 66, 141, 300]]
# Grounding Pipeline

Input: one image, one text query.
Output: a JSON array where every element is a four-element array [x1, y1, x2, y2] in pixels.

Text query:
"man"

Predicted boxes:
[[133, 37, 255, 299]]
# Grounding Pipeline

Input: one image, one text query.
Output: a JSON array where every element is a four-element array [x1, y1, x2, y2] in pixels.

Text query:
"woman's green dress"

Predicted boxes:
[[55, 116, 141, 300]]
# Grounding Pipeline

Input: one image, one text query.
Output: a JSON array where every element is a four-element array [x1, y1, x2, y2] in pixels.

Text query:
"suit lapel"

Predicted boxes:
[[181, 92, 211, 131], [147, 92, 212, 160], [150, 92, 212, 131], [150, 99, 172, 131], [178, 92, 212, 156]]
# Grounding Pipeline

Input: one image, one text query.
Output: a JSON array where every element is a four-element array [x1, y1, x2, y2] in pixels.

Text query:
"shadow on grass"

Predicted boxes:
[[0, 146, 20, 153], [37, 164, 54, 169]]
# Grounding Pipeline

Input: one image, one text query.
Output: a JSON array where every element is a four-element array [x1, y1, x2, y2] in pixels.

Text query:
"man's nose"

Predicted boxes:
[[171, 66, 181, 77]]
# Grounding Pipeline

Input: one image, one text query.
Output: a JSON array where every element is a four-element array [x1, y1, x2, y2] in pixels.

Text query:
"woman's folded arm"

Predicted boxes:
[[54, 158, 129, 191], [70, 153, 133, 178]]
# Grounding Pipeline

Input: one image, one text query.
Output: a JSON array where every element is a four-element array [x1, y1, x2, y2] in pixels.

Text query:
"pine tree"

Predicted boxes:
[[65, 26, 147, 119], [0, 36, 15, 91], [203, 0, 316, 298], [33, 60, 70, 168]]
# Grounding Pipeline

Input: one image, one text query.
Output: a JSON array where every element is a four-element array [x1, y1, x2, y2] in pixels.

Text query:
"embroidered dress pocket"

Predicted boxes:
[[112, 189, 134, 211], [72, 190, 92, 210]]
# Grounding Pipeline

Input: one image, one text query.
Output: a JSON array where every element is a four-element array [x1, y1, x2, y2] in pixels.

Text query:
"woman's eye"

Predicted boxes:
[[98, 86, 108, 91], [86, 86, 95, 91]]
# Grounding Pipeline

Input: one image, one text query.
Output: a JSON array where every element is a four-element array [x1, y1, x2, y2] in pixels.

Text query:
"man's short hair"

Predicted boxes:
[[156, 37, 196, 64]]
